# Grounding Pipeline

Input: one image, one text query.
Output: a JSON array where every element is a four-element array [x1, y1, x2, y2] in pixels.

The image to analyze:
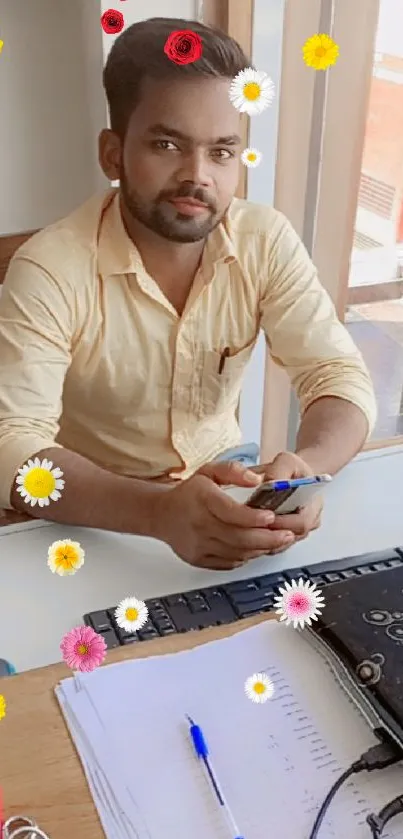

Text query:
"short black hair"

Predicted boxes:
[[103, 17, 251, 139]]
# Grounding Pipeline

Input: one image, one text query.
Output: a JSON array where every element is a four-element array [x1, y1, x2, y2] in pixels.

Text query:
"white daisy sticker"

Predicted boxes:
[[273, 578, 325, 629], [241, 147, 262, 168], [47, 539, 85, 576], [245, 672, 274, 703], [15, 457, 65, 507], [115, 597, 149, 632], [229, 68, 275, 116]]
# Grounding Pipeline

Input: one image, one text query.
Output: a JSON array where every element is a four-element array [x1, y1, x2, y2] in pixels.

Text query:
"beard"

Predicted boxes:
[[119, 166, 223, 243]]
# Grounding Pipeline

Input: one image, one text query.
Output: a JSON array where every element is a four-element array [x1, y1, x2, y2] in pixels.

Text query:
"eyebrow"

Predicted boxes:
[[147, 123, 242, 146]]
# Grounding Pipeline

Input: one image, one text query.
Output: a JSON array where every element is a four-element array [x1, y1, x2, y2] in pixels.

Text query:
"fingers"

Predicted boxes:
[[199, 555, 248, 571], [211, 527, 295, 558], [270, 497, 323, 537], [206, 485, 276, 529], [198, 460, 263, 488]]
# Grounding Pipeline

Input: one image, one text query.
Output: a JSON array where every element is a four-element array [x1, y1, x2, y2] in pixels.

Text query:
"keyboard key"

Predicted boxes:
[[227, 588, 275, 606], [115, 625, 138, 644], [186, 591, 204, 603], [149, 609, 170, 623], [225, 580, 259, 594], [164, 594, 187, 607], [236, 602, 273, 618], [304, 550, 399, 577], [153, 617, 176, 633], [90, 610, 112, 632], [147, 599, 165, 610], [158, 626, 176, 636], [283, 569, 308, 582], [253, 573, 286, 589], [324, 573, 342, 583], [100, 629, 120, 649], [121, 634, 139, 645], [189, 601, 210, 613], [137, 627, 160, 641]]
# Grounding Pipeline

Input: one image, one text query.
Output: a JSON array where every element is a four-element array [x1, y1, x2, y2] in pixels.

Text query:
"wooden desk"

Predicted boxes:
[[0, 615, 269, 839]]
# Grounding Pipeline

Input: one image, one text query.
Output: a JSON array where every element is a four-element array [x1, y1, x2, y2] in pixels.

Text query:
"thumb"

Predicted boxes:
[[262, 452, 297, 481], [198, 460, 263, 488]]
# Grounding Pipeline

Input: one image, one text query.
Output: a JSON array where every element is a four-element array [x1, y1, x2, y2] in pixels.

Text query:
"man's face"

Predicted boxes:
[[117, 77, 242, 243]]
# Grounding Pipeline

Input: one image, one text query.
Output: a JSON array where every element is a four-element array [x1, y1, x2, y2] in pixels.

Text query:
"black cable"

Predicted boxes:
[[367, 795, 403, 837], [308, 730, 403, 839]]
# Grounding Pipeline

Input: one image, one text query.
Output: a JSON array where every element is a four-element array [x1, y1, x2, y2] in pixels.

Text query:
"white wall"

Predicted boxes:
[[100, 0, 199, 61], [0, 0, 105, 233], [0, 0, 282, 451]]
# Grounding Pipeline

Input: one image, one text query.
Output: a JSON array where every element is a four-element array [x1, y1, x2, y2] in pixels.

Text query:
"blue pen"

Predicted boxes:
[[186, 715, 245, 839], [272, 475, 331, 491]]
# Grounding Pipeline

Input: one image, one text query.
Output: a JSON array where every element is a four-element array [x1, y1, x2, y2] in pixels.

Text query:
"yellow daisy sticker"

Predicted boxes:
[[47, 539, 85, 576], [0, 694, 7, 720], [15, 457, 65, 507], [303, 34, 339, 70]]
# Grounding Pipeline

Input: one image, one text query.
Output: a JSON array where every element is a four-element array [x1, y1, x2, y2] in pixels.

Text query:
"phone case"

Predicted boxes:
[[246, 482, 325, 514], [224, 482, 327, 513]]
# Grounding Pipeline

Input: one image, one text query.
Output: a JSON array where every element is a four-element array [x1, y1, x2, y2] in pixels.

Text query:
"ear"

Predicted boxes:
[[98, 128, 121, 181]]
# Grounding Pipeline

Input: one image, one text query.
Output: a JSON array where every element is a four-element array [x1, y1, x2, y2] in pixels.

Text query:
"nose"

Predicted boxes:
[[175, 149, 213, 189]]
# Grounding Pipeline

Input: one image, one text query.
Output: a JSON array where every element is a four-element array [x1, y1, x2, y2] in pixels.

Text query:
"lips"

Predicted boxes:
[[168, 197, 210, 216]]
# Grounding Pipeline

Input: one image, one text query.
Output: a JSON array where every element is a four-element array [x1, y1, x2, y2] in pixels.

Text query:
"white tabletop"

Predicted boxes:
[[1, 445, 403, 673]]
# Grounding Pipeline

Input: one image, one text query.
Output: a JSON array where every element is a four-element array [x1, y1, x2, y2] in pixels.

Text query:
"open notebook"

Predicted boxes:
[[55, 621, 403, 839]]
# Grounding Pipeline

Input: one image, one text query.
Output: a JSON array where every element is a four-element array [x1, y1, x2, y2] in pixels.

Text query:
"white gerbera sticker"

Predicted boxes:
[[241, 148, 262, 168], [273, 578, 325, 629], [115, 597, 149, 633], [245, 672, 274, 704], [229, 68, 275, 115]]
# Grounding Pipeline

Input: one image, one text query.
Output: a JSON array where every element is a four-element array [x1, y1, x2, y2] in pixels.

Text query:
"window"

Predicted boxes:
[[263, 0, 402, 456]]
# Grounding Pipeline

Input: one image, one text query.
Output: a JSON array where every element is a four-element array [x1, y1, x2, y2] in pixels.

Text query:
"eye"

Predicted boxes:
[[211, 148, 235, 161], [153, 140, 179, 152]]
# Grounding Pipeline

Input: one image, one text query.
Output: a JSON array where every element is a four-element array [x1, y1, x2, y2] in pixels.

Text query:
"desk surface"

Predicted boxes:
[[1, 446, 403, 673], [0, 615, 268, 839]]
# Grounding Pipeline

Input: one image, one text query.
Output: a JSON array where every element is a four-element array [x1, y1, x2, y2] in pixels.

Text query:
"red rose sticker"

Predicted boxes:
[[101, 9, 125, 35], [163, 30, 203, 66]]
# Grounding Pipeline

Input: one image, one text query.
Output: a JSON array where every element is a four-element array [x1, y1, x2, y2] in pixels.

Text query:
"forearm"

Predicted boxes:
[[9, 447, 171, 538], [295, 396, 368, 475]]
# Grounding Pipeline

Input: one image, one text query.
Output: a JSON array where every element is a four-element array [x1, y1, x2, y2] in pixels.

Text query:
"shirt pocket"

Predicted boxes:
[[196, 339, 256, 419]]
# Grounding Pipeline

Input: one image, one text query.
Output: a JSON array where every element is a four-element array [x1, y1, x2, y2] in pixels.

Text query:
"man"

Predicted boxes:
[[0, 18, 376, 571]]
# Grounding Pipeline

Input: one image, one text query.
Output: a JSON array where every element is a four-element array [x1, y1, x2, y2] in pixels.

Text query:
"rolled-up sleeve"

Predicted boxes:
[[259, 215, 377, 437], [0, 256, 72, 508]]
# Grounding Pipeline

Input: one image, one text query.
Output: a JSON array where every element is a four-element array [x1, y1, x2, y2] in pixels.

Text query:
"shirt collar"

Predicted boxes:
[[97, 189, 239, 280]]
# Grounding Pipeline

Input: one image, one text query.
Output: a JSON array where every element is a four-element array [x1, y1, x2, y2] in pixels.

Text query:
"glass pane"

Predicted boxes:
[[344, 0, 403, 443]]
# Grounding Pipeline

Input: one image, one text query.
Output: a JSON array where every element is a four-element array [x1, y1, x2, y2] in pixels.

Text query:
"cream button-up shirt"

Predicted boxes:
[[0, 189, 376, 508]]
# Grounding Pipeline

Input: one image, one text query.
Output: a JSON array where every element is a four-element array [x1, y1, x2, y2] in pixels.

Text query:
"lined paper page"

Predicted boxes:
[[57, 622, 403, 839]]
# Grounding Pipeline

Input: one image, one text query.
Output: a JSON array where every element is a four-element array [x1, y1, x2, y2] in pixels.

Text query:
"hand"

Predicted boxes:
[[154, 472, 296, 571], [251, 451, 323, 551], [196, 459, 264, 489]]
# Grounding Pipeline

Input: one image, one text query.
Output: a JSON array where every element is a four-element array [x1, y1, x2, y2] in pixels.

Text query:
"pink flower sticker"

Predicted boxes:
[[273, 578, 325, 629], [60, 625, 107, 672]]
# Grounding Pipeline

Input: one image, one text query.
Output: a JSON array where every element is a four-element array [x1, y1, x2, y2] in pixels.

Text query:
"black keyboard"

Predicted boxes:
[[83, 547, 403, 650]]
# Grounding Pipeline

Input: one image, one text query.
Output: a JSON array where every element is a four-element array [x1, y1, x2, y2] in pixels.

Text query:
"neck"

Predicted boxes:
[[119, 199, 205, 280]]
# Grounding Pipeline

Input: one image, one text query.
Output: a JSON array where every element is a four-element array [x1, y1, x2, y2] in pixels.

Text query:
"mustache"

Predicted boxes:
[[159, 186, 216, 211]]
